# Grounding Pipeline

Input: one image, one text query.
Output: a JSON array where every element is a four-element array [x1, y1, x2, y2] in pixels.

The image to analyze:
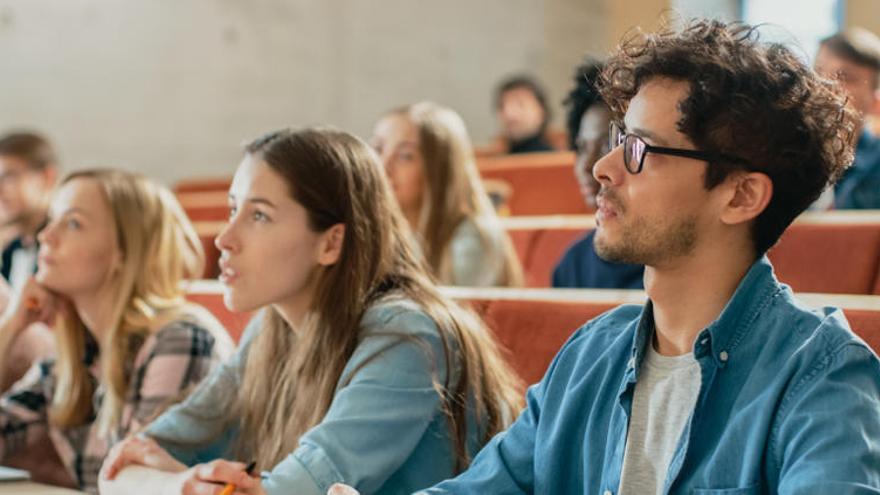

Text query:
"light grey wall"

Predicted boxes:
[[0, 0, 606, 184], [671, 0, 740, 22]]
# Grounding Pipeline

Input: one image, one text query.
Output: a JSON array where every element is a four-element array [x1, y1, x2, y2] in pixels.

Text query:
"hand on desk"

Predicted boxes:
[[101, 434, 266, 494]]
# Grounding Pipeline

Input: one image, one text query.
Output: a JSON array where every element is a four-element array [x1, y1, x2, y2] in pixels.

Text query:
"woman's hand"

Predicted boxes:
[[328, 484, 360, 495], [101, 434, 187, 481], [1, 276, 61, 333], [172, 460, 264, 495]]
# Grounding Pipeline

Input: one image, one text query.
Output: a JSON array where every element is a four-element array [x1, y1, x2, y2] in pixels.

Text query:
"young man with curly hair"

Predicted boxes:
[[333, 19, 880, 495]]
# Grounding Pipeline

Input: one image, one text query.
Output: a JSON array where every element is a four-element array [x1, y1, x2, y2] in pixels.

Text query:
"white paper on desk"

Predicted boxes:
[[0, 466, 29, 481]]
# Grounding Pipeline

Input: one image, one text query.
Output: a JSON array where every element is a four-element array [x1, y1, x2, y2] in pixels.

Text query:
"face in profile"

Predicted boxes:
[[815, 46, 879, 121], [0, 155, 53, 227], [574, 103, 612, 209], [36, 178, 121, 297], [592, 78, 716, 267], [371, 114, 426, 216], [497, 86, 546, 141], [215, 155, 327, 314]]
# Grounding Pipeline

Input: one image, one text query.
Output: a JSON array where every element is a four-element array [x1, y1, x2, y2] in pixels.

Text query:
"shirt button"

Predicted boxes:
[[719, 350, 729, 362], [604, 491, 613, 495], [627, 357, 635, 369]]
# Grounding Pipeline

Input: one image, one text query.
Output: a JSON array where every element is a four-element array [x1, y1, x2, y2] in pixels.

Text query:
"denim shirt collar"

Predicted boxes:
[[630, 255, 783, 371]]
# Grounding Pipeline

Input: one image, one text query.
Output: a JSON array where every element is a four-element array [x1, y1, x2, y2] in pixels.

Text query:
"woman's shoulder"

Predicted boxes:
[[360, 296, 440, 340]]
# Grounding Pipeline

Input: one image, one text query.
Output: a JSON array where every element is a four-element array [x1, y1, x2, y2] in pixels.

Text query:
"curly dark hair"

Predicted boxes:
[[563, 58, 605, 150], [598, 19, 859, 255]]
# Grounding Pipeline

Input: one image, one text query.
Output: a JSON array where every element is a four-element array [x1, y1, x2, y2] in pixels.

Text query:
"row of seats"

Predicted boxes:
[[184, 281, 880, 385], [502, 211, 880, 294], [174, 151, 588, 219]]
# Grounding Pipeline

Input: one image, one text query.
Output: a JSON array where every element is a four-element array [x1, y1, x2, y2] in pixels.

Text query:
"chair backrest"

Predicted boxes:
[[478, 152, 589, 216], [185, 283, 880, 385], [504, 212, 880, 293]]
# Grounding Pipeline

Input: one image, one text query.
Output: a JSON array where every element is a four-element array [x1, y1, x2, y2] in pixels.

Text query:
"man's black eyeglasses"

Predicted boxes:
[[609, 122, 749, 174]]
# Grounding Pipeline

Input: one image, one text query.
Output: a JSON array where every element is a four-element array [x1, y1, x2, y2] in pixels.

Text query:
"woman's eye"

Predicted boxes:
[[228, 206, 237, 219], [252, 210, 268, 222], [67, 219, 81, 230]]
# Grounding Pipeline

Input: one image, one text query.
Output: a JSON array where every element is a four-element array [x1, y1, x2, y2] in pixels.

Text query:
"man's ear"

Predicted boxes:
[[718, 171, 773, 226], [317, 223, 345, 266]]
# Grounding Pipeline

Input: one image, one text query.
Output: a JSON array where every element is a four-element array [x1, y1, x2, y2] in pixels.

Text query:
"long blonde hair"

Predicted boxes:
[[236, 128, 524, 472], [50, 169, 209, 436], [390, 102, 523, 286]]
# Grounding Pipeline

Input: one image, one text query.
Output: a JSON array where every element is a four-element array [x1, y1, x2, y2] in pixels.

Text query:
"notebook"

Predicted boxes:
[[0, 465, 29, 482]]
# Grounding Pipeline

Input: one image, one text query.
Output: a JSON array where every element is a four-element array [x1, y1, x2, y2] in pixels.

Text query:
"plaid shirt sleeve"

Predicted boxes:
[[122, 320, 222, 435], [0, 360, 54, 460]]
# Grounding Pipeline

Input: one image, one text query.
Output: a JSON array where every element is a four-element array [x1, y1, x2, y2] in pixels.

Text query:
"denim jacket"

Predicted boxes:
[[146, 298, 482, 495], [427, 256, 880, 494]]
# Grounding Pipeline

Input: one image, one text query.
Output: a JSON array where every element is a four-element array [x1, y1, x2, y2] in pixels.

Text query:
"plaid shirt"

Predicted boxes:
[[0, 317, 232, 494]]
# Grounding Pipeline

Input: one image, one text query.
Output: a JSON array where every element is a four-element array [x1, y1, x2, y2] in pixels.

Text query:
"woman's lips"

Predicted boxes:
[[218, 260, 239, 285]]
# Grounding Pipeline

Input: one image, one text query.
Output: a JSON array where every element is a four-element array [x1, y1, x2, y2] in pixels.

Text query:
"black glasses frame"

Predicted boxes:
[[609, 122, 749, 174]]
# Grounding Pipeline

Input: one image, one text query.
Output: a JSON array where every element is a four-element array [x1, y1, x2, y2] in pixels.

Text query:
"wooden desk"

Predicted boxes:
[[0, 482, 84, 494]]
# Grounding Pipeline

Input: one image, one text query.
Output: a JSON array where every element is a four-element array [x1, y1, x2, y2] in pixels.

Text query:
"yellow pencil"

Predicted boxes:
[[219, 461, 256, 495]]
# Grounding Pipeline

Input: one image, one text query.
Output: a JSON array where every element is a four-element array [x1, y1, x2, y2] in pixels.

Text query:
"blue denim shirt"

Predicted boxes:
[[426, 257, 880, 494], [835, 129, 880, 209]]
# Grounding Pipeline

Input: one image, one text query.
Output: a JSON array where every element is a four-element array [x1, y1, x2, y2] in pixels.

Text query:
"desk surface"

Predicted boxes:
[[0, 482, 84, 494]]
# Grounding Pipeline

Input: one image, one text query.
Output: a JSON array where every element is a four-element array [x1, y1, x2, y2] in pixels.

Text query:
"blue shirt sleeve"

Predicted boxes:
[[262, 307, 452, 495], [772, 342, 880, 493]]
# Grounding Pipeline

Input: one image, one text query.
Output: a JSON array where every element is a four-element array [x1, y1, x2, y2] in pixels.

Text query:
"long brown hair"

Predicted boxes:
[[235, 128, 523, 472], [50, 169, 227, 436], [389, 102, 523, 286]]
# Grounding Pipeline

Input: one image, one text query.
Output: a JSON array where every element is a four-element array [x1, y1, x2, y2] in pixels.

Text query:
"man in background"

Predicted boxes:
[[815, 27, 880, 209], [495, 75, 556, 153], [0, 131, 58, 292]]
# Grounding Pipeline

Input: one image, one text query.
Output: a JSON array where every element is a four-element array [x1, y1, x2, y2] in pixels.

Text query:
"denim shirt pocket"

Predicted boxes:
[[692, 484, 760, 495]]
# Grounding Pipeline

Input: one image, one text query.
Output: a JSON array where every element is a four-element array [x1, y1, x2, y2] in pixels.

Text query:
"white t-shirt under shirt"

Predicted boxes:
[[618, 342, 702, 495]]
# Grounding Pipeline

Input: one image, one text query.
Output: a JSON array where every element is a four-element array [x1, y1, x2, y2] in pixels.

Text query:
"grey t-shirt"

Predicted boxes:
[[618, 342, 702, 495]]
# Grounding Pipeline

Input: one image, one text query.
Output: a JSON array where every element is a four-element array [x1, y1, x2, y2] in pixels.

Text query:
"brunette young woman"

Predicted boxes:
[[101, 127, 524, 495]]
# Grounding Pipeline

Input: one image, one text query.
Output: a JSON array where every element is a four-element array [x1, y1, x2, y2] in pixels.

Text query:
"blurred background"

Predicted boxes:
[[0, 0, 876, 184]]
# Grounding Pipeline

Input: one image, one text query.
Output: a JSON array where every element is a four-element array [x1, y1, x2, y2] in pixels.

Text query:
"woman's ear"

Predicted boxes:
[[317, 224, 346, 266], [719, 171, 773, 226]]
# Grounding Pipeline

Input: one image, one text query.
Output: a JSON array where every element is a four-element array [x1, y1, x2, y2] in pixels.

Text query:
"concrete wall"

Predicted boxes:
[[0, 0, 580, 184], [845, 0, 880, 35]]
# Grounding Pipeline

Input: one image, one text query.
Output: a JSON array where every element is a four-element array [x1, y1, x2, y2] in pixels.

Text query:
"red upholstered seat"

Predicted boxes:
[[174, 177, 232, 193], [478, 152, 590, 216], [185, 289, 252, 343], [840, 309, 880, 354], [476, 298, 617, 384], [185, 284, 880, 388], [525, 228, 585, 287], [768, 223, 880, 294]]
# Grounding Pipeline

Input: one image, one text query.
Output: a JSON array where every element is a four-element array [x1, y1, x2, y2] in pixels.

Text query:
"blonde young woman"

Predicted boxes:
[[100, 128, 523, 494], [371, 102, 523, 287], [0, 169, 234, 493]]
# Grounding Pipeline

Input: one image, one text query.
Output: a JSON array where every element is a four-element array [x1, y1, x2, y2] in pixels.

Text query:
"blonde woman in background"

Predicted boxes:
[[372, 102, 523, 287], [0, 169, 234, 493], [100, 127, 522, 494]]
